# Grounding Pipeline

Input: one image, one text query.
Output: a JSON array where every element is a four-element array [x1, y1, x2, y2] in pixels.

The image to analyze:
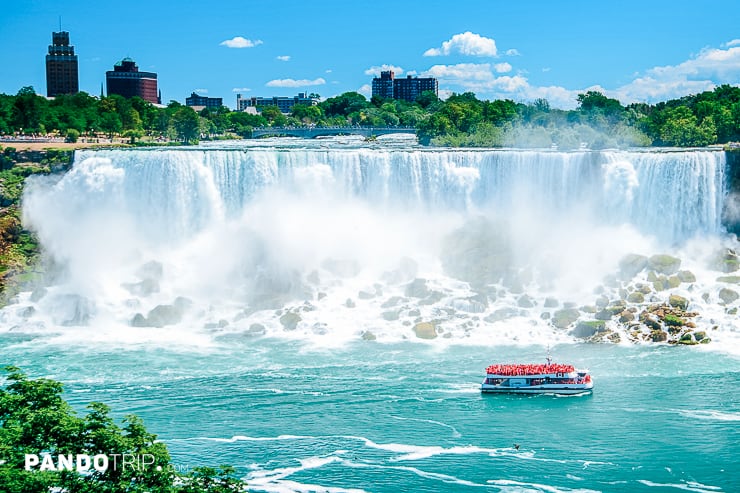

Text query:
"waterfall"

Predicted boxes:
[[6, 145, 733, 347], [37, 148, 725, 244]]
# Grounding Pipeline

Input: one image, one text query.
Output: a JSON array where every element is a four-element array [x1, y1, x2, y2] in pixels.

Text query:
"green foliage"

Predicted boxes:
[[0, 367, 248, 492], [171, 107, 201, 144], [65, 128, 80, 143]]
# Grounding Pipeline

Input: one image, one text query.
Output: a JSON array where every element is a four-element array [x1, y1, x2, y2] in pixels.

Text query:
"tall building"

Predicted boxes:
[[185, 92, 223, 111], [46, 31, 79, 97], [371, 71, 438, 103], [106, 58, 160, 104], [238, 92, 318, 113], [371, 70, 395, 99]]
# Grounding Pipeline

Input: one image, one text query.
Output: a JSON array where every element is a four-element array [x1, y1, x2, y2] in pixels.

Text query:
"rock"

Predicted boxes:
[[677, 270, 696, 283], [619, 310, 635, 323], [619, 253, 648, 279], [678, 332, 697, 345], [484, 307, 520, 323], [131, 313, 147, 327], [413, 322, 437, 339], [719, 288, 739, 304], [540, 311, 551, 320], [452, 295, 487, 313], [279, 311, 301, 330], [716, 276, 740, 284], [595, 296, 610, 308], [650, 330, 667, 342], [30, 287, 47, 302], [710, 248, 740, 273], [407, 308, 420, 317], [668, 294, 689, 311], [663, 313, 685, 327], [595, 309, 613, 321], [419, 291, 445, 306], [648, 254, 681, 275], [404, 278, 430, 298], [544, 297, 559, 308], [345, 298, 356, 308], [54, 294, 94, 326], [381, 296, 405, 308], [572, 320, 606, 338], [358, 290, 375, 300], [647, 271, 659, 282], [247, 323, 266, 336], [146, 303, 184, 327], [667, 276, 681, 288], [552, 308, 580, 329], [580, 305, 598, 314], [122, 278, 160, 297], [517, 294, 535, 308], [637, 284, 653, 295], [627, 292, 645, 303], [694, 331, 707, 342], [382, 310, 400, 321], [361, 331, 377, 341]]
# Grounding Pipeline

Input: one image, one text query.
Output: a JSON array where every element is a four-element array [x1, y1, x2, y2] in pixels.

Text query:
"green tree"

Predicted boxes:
[[171, 107, 201, 144], [0, 366, 247, 492]]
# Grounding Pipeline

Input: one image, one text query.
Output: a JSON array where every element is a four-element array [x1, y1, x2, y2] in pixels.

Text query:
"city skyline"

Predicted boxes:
[[1, 0, 739, 109]]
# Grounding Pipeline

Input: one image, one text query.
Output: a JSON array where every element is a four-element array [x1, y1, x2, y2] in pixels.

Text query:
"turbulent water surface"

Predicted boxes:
[[1, 136, 738, 492]]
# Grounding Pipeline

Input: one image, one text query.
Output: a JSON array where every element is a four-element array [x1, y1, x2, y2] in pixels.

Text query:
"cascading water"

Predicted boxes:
[[2, 142, 737, 351]]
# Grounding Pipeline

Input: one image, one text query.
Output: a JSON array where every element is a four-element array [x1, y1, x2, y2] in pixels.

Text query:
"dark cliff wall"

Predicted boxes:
[[723, 150, 740, 236]]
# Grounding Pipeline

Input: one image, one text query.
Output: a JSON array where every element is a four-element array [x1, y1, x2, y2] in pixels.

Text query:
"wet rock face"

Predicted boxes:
[[413, 321, 437, 339], [648, 254, 681, 275]]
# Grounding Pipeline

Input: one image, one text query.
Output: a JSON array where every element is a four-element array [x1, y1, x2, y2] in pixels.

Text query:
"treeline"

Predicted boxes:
[[1, 84, 739, 148]]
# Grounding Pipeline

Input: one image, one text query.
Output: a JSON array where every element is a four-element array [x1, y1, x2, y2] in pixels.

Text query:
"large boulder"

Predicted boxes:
[[552, 308, 580, 329], [53, 294, 94, 326], [619, 254, 648, 279], [648, 255, 681, 275], [719, 288, 739, 305], [279, 311, 301, 330], [572, 320, 606, 338], [668, 294, 689, 311], [405, 278, 430, 298], [413, 322, 437, 339]]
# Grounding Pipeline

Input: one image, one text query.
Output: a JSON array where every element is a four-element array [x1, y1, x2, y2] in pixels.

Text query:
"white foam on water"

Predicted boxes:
[[636, 480, 722, 492]]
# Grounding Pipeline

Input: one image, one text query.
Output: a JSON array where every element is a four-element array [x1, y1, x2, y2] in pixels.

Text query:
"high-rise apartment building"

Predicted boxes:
[[186, 92, 223, 111], [46, 31, 79, 97], [238, 92, 318, 113], [371, 70, 438, 103], [106, 58, 160, 104]]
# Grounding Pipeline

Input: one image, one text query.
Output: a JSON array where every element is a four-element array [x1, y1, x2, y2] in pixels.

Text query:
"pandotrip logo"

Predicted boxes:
[[24, 453, 158, 473]]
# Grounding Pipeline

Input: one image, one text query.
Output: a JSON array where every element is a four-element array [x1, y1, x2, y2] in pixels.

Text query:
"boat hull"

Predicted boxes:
[[481, 385, 593, 395]]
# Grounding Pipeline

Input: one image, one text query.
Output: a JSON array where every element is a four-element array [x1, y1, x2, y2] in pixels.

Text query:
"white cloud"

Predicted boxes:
[[325, 69, 332, 73], [542, 67, 551, 72], [494, 62, 512, 73], [406, 70, 418, 76], [424, 32, 497, 57], [220, 36, 263, 48], [276, 55, 291, 61], [611, 44, 740, 103], [357, 84, 371, 97], [505, 48, 521, 56], [723, 39, 740, 47], [232, 87, 251, 92], [266, 77, 326, 87], [364, 64, 403, 76], [194, 88, 208, 94]]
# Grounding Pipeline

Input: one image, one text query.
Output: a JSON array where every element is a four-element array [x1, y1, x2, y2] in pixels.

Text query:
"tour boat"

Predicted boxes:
[[481, 356, 593, 395]]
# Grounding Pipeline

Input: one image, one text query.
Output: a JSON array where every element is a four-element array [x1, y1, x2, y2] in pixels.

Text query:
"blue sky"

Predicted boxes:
[[1, 0, 738, 109]]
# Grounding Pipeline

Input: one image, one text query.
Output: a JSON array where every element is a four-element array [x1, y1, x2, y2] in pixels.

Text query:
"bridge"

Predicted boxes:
[[250, 126, 416, 139]]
